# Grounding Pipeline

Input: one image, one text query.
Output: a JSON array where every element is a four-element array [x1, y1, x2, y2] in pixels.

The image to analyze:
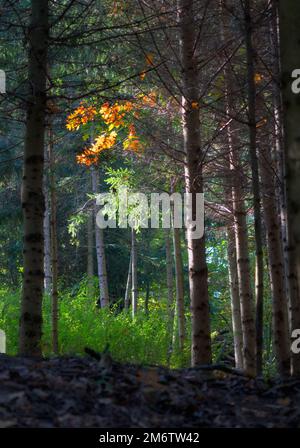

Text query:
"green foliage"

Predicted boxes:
[[0, 284, 191, 368]]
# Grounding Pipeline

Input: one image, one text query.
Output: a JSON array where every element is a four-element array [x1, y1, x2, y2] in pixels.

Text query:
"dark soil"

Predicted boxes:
[[0, 353, 300, 428]]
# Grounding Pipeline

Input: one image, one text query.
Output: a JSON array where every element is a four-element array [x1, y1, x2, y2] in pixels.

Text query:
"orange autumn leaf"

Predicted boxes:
[[145, 53, 154, 66], [66, 103, 97, 131], [254, 73, 263, 84], [256, 118, 267, 128], [140, 70, 146, 80]]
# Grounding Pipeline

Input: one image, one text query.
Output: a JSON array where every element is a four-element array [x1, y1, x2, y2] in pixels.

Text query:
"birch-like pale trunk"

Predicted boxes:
[[227, 225, 243, 370], [173, 227, 185, 353], [165, 228, 175, 364], [19, 0, 48, 356], [178, 0, 211, 366], [124, 252, 132, 310], [91, 168, 109, 308], [87, 210, 94, 299], [131, 228, 138, 318]]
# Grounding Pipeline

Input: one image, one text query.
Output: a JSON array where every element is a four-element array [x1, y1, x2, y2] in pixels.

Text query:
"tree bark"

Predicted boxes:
[[131, 228, 138, 318], [165, 228, 175, 364], [244, 0, 264, 376], [279, 0, 300, 376], [49, 124, 58, 354], [178, 0, 211, 366], [225, 85, 257, 377], [124, 252, 132, 310], [91, 167, 109, 308], [87, 210, 94, 299], [173, 227, 185, 353], [259, 140, 290, 377], [43, 155, 51, 294], [19, 0, 48, 357], [227, 225, 244, 370]]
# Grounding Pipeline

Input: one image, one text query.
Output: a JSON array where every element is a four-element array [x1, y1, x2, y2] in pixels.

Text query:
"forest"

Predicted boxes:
[[1, 0, 300, 430]]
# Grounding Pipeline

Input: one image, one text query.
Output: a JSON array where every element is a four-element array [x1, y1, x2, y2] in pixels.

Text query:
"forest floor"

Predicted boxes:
[[0, 353, 300, 428]]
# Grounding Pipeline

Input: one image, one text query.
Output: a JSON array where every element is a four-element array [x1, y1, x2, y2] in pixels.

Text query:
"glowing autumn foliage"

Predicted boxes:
[[123, 124, 140, 152], [254, 73, 263, 84], [100, 101, 134, 128], [66, 99, 149, 166], [66, 104, 97, 131]]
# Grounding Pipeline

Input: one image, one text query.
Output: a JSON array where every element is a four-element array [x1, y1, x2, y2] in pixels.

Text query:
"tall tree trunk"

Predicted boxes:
[[225, 86, 256, 376], [259, 139, 290, 377], [19, 0, 48, 357], [87, 210, 94, 298], [124, 252, 132, 310], [279, 0, 300, 376], [227, 225, 244, 370], [49, 124, 58, 354], [178, 0, 211, 366], [173, 227, 185, 353], [165, 228, 175, 364], [131, 228, 138, 318], [244, 0, 264, 376], [269, 1, 290, 311], [91, 167, 109, 308], [43, 158, 51, 294], [145, 278, 150, 316]]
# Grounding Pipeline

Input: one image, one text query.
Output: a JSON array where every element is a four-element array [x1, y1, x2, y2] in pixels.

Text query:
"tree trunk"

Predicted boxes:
[[178, 0, 211, 366], [131, 228, 138, 318], [165, 228, 175, 364], [124, 252, 132, 310], [19, 0, 48, 357], [43, 156, 51, 294], [225, 82, 257, 377], [173, 227, 185, 353], [259, 140, 290, 377], [278, 0, 300, 377], [244, 0, 264, 376], [131, 229, 138, 318], [87, 210, 94, 299], [227, 225, 244, 370], [49, 124, 58, 354], [91, 167, 109, 308]]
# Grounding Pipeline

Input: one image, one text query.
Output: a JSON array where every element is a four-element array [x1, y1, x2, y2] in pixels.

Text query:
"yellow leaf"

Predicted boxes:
[[145, 53, 154, 66], [254, 73, 263, 84]]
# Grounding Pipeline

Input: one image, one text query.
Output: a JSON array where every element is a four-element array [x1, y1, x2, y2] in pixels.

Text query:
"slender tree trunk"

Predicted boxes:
[[43, 159, 51, 294], [269, 1, 290, 311], [124, 252, 132, 309], [244, 0, 264, 376], [165, 228, 175, 364], [19, 0, 48, 357], [259, 140, 290, 377], [178, 0, 211, 366], [145, 279, 150, 316], [173, 227, 185, 353], [165, 229, 174, 318], [279, 0, 300, 376], [49, 124, 58, 354], [91, 167, 109, 308], [224, 90, 256, 376], [227, 225, 244, 370], [87, 210, 94, 298], [131, 228, 138, 318]]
